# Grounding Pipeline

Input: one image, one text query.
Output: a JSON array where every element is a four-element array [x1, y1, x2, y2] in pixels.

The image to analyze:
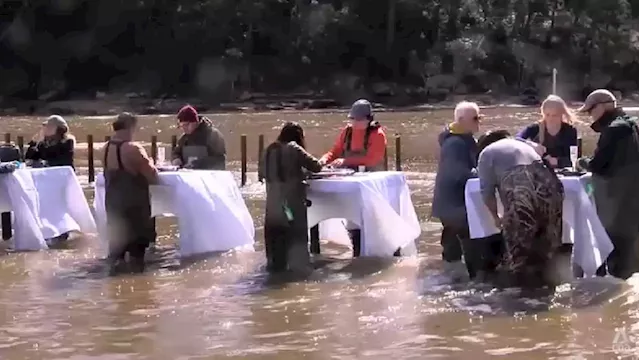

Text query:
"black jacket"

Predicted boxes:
[[579, 108, 638, 240], [25, 137, 75, 168]]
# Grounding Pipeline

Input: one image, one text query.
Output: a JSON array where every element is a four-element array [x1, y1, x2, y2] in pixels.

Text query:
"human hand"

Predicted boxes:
[[330, 158, 345, 167], [532, 143, 546, 156], [545, 155, 558, 167], [32, 129, 44, 142], [318, 157, 328, 166], [492, 214, 502, 229]]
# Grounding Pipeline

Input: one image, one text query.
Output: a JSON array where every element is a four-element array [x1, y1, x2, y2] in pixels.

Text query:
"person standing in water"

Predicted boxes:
[[576, 89, 639, 279], [431, 101, 481, 279], [172, 105, 227, 170], [516, 95, 578, 168], [103, 113, 158, 274], [259, 122, 323, 273], [319, 99, 387, 256], [477, 130, 564, 287]]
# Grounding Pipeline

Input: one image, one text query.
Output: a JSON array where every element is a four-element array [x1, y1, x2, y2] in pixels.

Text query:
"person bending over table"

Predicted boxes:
[[25, 115, 75, 169], [172, 105, 227, 170], [516, 95, 578, 169], [477, 130, 565, 288], [318, 99, 387, 257], [259, 122, 323, 274], [576, 89, 639, 279], [102, 112, 159, 275]]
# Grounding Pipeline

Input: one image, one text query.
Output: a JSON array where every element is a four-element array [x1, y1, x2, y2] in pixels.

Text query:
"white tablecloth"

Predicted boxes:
[[465, 174, 613, 276], [0, 167, 97, 251], [307, 171, 421, 257], [94, 170, 255, 257]]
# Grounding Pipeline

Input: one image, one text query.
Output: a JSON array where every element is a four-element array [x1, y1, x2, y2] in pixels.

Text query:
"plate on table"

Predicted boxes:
[[308, 168, 355, 179], [555, 168, 586, 177], [157, 165, 178, 172]]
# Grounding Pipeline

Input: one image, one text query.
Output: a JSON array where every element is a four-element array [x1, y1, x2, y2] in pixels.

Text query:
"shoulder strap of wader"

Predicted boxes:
[[104, 141, 126, 170], [344, 126, 353, 152]]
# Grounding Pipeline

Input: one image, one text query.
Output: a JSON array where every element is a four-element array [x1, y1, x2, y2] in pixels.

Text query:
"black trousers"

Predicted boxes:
[[594, 234, 639, 279], [264, 225, 291, 272], [440, 224, 466, 263], [106, 206, 154, 261]]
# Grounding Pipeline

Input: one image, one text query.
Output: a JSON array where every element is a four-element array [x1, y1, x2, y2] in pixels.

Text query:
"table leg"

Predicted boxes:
[[1, 212, 11, 240], [310, 224, 320, 254]]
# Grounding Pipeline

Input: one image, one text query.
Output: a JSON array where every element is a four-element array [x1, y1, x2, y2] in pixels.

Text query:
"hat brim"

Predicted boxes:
[[576, 103, 591, 113]]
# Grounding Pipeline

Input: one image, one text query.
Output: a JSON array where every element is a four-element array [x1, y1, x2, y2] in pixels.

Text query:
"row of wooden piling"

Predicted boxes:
[[2, 132, 406, 186], [1, 132, 404, 244]]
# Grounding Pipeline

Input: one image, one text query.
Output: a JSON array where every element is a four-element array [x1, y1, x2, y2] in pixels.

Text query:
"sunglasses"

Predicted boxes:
[[585, 101, 614, 114]]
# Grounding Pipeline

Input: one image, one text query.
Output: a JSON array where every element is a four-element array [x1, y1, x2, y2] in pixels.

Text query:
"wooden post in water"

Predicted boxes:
[[150, 135, 158, 164], [87, 135, 95, 183], [257, 134, 265, 182], [1, 212, 10, 241], [384, 147, 389, 170], [1, 133, 11, 240], [240, 134, 247, 186], [395, 134, 402, 171], [171, 135, 177, 150], [577, 137, 583, 158], [310, 225, 320, 254], [16, 136, 24, 159]]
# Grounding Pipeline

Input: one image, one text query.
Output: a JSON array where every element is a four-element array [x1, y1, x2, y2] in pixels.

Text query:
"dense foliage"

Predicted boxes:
[[1, 0, 638, 104]]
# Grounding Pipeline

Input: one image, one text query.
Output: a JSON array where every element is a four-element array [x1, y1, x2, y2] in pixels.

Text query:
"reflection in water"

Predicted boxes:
[[0, 109, 638, 359]]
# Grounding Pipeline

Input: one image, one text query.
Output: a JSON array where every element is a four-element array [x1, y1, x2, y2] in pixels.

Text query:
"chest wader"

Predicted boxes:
[[104, 141, 154, 274], [341, 123, 389, 257], [263, 144, 293, 272]]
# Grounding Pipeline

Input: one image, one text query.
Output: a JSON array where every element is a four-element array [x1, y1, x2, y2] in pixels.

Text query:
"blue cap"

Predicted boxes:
[[347, 99, 372, 120]]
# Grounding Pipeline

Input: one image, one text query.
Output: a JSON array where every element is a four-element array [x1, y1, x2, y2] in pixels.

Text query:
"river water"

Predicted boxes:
[[0, 108, 638, 359]]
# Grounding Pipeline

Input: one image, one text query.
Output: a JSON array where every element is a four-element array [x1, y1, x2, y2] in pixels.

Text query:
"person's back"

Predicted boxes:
[[478, 138, 541, 187], [102, 113, 158, 274], [260, 123, 322, 273]]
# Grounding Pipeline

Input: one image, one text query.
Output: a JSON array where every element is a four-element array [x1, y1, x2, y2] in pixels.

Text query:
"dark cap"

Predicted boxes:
[[177, 105, 199, 123], [347, 99, 373, 120]]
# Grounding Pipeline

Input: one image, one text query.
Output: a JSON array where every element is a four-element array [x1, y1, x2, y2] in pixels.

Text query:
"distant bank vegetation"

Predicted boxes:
[[0, 0, 637, 109]]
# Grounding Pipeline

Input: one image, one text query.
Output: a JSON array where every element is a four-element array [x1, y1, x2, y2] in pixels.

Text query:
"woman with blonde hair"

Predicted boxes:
[[517, 95, 578, 168]]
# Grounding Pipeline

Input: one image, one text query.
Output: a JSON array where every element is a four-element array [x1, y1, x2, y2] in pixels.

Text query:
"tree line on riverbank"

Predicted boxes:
[[0, 0, 638, 110]]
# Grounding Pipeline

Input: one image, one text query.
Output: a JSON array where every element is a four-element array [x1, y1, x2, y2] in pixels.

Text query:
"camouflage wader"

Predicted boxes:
[[497, 160, 564, 286]]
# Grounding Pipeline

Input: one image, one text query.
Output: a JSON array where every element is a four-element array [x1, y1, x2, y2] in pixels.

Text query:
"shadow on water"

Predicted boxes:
[[232, 254, 401, 296]]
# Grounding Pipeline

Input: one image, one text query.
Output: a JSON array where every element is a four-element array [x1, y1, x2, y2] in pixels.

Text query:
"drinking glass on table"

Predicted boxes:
[[157, 147, 166, 166], [569, 146, 578, 170]]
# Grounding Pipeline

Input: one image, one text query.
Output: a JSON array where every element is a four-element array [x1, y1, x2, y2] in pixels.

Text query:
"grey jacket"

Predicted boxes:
[[172, 118, 226, 170], [431, 125, 478, 226]]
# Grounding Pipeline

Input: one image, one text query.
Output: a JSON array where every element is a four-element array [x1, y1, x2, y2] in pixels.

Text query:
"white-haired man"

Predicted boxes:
[[432, 101, 481, 279]]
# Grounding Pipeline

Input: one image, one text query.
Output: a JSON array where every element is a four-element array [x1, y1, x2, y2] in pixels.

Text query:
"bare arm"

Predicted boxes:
[[130, 143, 159, 184]]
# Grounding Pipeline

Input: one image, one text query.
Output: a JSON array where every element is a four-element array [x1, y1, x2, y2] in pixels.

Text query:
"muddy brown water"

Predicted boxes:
[[0, 108, 638, 360]]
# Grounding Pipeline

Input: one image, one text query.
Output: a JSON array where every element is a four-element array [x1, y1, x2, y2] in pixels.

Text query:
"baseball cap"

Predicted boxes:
[[347, 99, 372, 120], [577, 89, 617, 113]]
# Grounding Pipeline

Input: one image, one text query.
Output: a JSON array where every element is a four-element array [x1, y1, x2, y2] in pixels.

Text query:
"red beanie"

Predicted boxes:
[[177, 105, 198, 123]]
